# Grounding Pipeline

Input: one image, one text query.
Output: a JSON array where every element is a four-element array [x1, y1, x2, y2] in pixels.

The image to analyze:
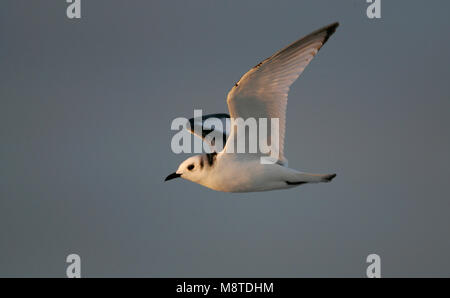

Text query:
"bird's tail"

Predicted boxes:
[[286, 172, 336, 185]]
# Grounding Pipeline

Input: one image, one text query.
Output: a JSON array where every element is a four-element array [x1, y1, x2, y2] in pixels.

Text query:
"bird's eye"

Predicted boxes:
[[187, 164, 195, 171]]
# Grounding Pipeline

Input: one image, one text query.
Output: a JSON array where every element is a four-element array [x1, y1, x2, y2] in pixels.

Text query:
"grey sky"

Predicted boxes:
[[1, 0, 450, 277]]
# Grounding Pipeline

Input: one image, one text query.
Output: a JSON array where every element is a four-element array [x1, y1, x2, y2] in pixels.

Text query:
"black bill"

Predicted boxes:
[[164, 172, 181, 181]]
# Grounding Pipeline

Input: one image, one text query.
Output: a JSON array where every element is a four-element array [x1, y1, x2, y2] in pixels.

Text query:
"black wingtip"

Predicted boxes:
[[325, 173, 337, 182], [322, 22, 339, 45]]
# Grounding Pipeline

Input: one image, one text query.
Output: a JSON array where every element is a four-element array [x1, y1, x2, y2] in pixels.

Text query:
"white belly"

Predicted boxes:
[[201, 155, 298, 192]]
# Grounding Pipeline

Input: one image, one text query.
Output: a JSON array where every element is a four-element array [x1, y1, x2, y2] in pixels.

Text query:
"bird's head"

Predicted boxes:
[[164, 155, 207, 184]]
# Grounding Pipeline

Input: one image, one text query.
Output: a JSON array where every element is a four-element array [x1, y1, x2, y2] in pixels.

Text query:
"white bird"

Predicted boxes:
[[165, 22, 339, 192]]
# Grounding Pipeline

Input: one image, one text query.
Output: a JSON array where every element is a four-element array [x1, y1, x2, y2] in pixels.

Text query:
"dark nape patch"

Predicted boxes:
[[285, 181, 308, 185], [206, 152, 217, 166]]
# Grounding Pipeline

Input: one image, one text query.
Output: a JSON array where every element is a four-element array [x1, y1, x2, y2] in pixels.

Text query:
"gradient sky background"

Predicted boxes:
[[1, 0, 450, 277]]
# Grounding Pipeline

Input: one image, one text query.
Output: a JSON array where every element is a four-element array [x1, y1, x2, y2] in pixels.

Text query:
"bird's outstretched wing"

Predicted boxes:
[[187, 113, 230, 152], [224, 22, 339, 163]]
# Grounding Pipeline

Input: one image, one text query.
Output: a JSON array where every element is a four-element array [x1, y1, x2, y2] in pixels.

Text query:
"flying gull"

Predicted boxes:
[[165, 22, 339, 192]]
